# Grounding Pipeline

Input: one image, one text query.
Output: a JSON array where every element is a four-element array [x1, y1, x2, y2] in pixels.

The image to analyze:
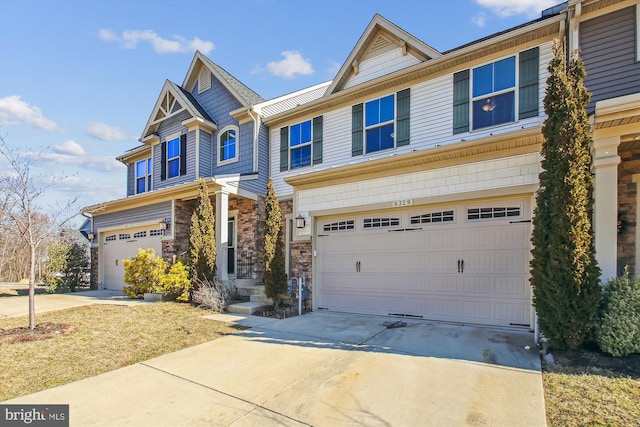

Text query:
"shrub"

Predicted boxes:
[[44, 240, 89, 293], [123, 249, 167, 298], [154, 261, 191, 302], [595, 271, 640, 357], [191, 277, 230, 312]]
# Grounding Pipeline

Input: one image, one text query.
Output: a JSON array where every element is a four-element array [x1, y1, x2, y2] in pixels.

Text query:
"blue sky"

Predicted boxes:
[[0, 0, 560, 224]]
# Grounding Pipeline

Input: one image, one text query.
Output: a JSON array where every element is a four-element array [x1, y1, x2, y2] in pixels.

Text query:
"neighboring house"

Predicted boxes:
[[569, 0, 640, 279], [82, 0, 638, 330]]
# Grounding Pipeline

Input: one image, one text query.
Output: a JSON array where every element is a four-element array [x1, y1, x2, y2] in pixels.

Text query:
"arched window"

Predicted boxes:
[[218, 125, 238, 165]]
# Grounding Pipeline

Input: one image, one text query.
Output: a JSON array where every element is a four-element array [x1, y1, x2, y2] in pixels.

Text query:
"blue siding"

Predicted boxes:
[[153, 110, 196, 190], [93, 201, 172, 234], [581, 7, 640, 113], [238, 119, 269, 195], [199, 130, 213, 178]]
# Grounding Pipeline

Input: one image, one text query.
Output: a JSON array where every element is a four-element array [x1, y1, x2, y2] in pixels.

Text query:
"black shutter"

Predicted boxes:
[[312, 116, 323, 165], [453, 70, 470, 134], [179, 134, 187, 176], [351, 103, 363, 156], [396, 88, 410, 147], [519, 47, 539, 119], [160, 141, 167, 181], [127, 163, 134, 196], [280, 127, 289, 172]]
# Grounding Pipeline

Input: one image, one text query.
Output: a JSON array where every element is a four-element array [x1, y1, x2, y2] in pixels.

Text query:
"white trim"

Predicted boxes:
[[217, 125, 240, 167], [636, 4, 639, 62], [195, 127, 200, 178]]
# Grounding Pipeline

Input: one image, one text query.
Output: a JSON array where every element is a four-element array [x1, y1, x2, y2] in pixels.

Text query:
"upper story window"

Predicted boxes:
[[167, 137, 180, 179], [290, 120, 312, 169], [365, 94, 395, 153], [453, 47, 539, 134], [135, 158, 152, 194], [472, 57, 516, 130], [352, 89, 410, 157], [218, 126, 238, 166], [160, 134, 186, 181], [279, 116, 323, 172]]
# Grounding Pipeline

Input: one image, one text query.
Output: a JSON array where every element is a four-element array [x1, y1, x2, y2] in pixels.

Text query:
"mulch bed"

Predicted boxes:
[[546, 341, 640, 379], [0, 323, 77, 345]]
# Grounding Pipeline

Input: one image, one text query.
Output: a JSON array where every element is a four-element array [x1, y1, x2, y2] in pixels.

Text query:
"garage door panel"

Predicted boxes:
[[316, 207, 532, 327]]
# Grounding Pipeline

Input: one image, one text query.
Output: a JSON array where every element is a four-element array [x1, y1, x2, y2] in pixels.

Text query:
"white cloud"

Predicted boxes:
[[266, 51, 314, 78], [54, 140, 85, 156], [0, 95, 60, 132], [472, 12, 487, 27], [86, 122, 131, 141], [98, 28, 214, 54], [475, 0, 558, 18], [29, 149, 124, 172]]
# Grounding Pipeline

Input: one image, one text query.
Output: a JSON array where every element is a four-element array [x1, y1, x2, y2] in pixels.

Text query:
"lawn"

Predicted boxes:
[[542, 348, 640, 426], [0, 303, 240, 401]]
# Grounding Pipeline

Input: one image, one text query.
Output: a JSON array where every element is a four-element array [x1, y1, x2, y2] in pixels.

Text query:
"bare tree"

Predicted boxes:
[[0, 135, 77, 330]]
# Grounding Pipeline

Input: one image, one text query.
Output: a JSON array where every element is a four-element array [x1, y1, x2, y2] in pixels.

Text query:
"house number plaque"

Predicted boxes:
[[392, 199, 413, 208]]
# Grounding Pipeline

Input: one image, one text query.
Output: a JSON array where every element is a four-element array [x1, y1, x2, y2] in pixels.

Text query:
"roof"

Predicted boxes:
[[183, 51, 264, 107], [256, 81, 332, 119]]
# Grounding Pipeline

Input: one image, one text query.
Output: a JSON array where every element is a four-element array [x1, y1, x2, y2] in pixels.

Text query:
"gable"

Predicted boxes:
[[326, 14, 441, 95], [140, 80, 216, 143]]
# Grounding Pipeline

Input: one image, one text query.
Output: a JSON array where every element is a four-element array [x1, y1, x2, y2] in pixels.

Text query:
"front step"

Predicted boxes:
[[227, 301, 270, 315]]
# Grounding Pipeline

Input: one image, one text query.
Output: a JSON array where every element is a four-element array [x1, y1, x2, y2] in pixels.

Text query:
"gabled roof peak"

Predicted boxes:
[[183, 51, 264, 107], [325, 14, 441, 95]]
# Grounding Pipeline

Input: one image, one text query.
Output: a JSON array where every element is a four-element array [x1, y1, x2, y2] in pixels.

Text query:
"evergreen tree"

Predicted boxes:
[[190, 177, 216, 282], [263, 178, 287, 308], [530, 40, 601, 350]]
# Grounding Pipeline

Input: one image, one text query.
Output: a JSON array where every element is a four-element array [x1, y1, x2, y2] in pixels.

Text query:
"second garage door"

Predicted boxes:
[[102, 227, 165, 291], [315, 200, 532, 327]]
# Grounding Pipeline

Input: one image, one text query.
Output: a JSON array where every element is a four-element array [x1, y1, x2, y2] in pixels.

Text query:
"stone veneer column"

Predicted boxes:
[[215, 190, 229, 281], [594, 136, 621, 281]]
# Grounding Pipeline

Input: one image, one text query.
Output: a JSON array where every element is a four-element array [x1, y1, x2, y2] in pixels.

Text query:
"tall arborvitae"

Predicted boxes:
[[190, 177, 216, 282], [263, 178, 287, 308], [530, 40, 601, 350]]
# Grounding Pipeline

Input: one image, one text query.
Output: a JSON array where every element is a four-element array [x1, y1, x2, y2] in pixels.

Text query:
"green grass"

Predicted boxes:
[[543, 369, 640, 426], [0, 303, 240, 401]]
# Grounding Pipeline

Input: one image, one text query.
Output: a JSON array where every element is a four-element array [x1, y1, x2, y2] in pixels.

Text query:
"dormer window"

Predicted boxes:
[[135, 158, 152, 194], [218, 126, 238, 166]]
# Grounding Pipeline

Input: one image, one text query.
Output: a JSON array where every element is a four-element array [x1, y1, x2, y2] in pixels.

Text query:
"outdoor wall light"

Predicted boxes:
[[87, 231, 95, 241], [159, 218, 168, 230], [296, 214, 306, 229]]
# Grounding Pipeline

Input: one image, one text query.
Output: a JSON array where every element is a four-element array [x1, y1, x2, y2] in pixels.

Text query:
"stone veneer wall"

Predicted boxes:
[[617, 145, 640, 275], [90, 246, 98, 289], [162, 198, 197, 262], [279, 199, 313, 297], [232, 196, 264, 282]]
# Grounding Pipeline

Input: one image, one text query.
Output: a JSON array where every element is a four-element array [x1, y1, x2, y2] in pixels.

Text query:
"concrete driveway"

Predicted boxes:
[[4, 312, 546, 426]]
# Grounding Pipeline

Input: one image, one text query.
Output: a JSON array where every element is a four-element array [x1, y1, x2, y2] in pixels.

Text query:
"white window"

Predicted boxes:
[[218, 125, 239, 166], [135, 158, 152, 194]]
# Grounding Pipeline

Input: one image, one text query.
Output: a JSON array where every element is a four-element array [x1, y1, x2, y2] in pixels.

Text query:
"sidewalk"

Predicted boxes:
[[0, 290, 147, 318]]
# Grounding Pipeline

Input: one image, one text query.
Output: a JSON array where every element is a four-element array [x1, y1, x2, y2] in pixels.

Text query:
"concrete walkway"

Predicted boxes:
[[0, 290, 147, 318], [3, 311, 547, 426]]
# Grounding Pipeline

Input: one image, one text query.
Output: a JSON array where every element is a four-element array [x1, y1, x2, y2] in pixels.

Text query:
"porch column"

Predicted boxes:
[[593, 136, 620, 281], [215, 190, 229, 282]]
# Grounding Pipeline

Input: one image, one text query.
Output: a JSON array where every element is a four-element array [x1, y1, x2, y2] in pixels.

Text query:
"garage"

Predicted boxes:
[[315, 199, 532, 327], [101, 226, 165, 291]]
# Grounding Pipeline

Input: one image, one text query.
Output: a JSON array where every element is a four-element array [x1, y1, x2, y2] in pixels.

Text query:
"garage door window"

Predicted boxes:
[[410, 210, 454, 224], [119, 233, 131, 240], [133, 231, 147, 238], [323, 220, 355, 232], [150, 229, 164, 237], [105, 235, 116, 242], [363, 217, 400, 228], [467, 206, 520, 220]]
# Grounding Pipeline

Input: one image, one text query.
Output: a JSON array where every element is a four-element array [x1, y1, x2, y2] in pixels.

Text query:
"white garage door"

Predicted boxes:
[[316, 201, 532, 327], [102, 227, 164, 291]]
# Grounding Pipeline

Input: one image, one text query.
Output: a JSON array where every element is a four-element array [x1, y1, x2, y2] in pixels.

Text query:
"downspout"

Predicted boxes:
[[247, 107, 260, 174]]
